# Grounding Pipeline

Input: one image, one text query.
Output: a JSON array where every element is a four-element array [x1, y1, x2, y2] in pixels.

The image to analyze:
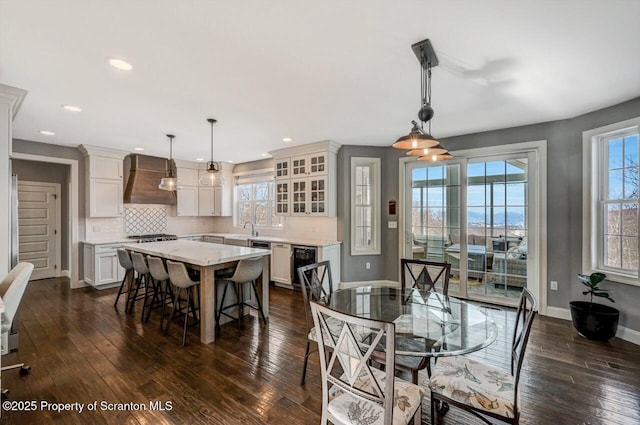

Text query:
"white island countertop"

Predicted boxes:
[[121, 240, 271, 266]]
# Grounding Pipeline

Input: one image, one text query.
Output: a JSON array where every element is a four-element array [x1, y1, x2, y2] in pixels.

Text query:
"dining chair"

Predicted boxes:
[[215, 257, 266, 334], [298, 260, 333, 385], [166, 260, 201, 346], [310, 300, 424, 425], [380, 258, 452, 384], [428, 288, 538, 425], [400, 258, 451, 294]]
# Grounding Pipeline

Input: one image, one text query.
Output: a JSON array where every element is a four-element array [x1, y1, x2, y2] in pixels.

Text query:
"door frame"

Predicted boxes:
[[399, 140, 548, 315], [18, 180, 61, 279], [10, 152, 81, 288]]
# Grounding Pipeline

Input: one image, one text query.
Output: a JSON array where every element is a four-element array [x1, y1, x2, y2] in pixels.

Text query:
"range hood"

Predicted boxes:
[[123, 154, 177, 204]]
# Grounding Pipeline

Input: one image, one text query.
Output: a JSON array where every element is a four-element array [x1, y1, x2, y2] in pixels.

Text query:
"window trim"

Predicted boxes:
[[234, 179, 283, 230], [583, 116, 640, 286], [350, 157, 381, 256]]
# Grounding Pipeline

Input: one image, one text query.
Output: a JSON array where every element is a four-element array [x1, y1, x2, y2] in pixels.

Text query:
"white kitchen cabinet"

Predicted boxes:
[[197, 186, 228, 216], [291, 152, 327, 177], [269, 140, 339, 217], [90, 179, 123, 217], [290, 176, 328, 216], [275, 158, 290, 179], [177, 167, 199, 186], [275, 181, 290, 215], [79, 145, 128, 218], [198, 187, 215, 216], [177, 186, 199, 216], [83, 243, 125, 288], [271, 242, 292, 286]]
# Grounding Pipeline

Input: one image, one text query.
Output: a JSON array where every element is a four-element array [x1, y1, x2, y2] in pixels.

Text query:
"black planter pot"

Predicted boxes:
[[570, 301, 619, 341]]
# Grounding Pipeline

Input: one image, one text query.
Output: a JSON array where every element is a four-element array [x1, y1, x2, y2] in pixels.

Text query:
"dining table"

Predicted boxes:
[[122, 240, 271, 344], [324, 285, 498, 359]]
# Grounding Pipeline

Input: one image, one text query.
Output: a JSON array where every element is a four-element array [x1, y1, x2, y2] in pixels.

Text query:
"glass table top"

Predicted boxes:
[[324, 286, 498, 357]]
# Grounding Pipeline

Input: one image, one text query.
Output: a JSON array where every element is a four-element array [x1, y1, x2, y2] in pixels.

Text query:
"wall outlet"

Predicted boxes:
[[366, 262, 371, 270], [550, 281, 558, 290], [388, 221, 398, 229]]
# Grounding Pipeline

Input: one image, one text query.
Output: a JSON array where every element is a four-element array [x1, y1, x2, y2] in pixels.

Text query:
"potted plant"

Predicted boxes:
[[569, 272, 619, 341]]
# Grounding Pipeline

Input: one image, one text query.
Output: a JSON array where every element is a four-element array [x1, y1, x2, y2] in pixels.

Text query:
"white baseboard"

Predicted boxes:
[[71, 279, 89, 289], [339, 280, 399, 289], [545, 306, 572, 321], [61, 269, 71, 278], [544, 306, 640, 346]]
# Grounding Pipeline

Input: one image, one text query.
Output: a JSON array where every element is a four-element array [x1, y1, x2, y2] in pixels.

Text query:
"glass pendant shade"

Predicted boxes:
[[159, 134, 182, 191], [392, 121, 439, 150], [418, 152, 453, 162], [199, 118, 224, 187], [406, 144, 448, 157], [199, 161, 225, 186]]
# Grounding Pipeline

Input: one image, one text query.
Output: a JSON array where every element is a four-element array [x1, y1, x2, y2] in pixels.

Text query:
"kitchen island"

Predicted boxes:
[[121, 240, 271, 344]]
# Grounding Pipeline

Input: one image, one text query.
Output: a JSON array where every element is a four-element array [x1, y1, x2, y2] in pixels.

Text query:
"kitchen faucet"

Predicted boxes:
[[244, 221, 258, 237]]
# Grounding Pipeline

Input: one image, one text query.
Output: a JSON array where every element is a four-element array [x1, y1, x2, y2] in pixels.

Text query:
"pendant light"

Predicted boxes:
[[199, 118, 224, 187], [393, 39, 451, 161], [158, 134, 182, 191]]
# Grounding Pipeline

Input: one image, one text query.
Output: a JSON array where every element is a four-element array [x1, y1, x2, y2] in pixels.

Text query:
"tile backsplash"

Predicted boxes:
[[124, 206, 167, 234], [85, 204, 218, 241]]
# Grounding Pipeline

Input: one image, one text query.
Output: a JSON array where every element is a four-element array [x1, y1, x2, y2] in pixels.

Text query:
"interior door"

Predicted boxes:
[[18, 181, 60, 280]]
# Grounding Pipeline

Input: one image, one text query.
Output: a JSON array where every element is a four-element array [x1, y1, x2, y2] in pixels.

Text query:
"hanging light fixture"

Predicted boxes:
[[159, 134, 182, 191], [392, 38, 451, 161], [199, 118, 224, 187]]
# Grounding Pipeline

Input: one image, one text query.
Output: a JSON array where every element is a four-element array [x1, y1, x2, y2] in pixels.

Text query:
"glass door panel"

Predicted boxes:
[[406, 162, 461, 295], [467, 157, 528, 304]]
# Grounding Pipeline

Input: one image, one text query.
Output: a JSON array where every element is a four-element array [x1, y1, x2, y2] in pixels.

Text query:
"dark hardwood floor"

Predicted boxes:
[[2, 278, 639, 424]]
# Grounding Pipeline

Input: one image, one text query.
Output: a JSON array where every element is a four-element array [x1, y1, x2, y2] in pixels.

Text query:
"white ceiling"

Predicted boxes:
[[2, 1, 639, 164]]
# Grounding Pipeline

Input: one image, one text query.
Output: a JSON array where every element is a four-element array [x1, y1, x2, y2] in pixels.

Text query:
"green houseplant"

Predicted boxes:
[[569, 272, 619, 341]]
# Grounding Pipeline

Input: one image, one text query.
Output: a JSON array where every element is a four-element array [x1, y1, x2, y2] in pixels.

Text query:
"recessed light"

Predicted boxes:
[[39, 130, 55, 136], [261, 153, 269, 157], [108, 58, 133, 71], [62, 105, 82, 112], [134, 147, 145, 151], [196, 158, 205, 161], [227, 160, 234, 163], [282, 137, 292, 142]]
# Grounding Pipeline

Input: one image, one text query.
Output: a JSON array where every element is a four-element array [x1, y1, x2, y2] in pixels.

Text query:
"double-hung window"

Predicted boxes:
[[351, 157, 381, 255], [236, 180, 283, 229], [584, 117, 640, 284]]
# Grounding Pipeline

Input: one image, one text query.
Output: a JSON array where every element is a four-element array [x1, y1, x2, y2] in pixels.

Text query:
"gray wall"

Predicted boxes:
[[11, 159, 70, 270], [338, 96, 640, 332]]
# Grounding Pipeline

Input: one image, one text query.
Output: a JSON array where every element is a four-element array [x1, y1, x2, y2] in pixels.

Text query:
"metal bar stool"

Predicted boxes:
[[146, 256, 174, 329], [114, 249, 135, 310], [166, 260, 201, 346], [215, 257, 266, 333], [130, 252, 153, 320]]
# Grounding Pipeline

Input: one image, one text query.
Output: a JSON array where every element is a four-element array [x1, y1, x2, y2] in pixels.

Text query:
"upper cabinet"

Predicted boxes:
[[174, 160, 233, 217], [269, 140, 340, 217], [79, 145, 128, 218]]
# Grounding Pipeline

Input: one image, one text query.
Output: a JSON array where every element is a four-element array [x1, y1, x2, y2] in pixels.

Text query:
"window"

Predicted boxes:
[[236, 181, 283, 228], [584, 117, 640, 284], [351, 157, 380, 255]]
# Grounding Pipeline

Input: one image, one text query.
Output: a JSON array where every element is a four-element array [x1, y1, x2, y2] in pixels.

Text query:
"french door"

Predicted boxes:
[[403, 150, 539, 307]]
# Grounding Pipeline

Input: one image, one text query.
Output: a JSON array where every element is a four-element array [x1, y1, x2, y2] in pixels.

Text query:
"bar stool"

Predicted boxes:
[[146, 256, 174, 329], [114, 249, 135, 310], [130, 252, 153, 319], [216, 257, 266, 333], [166, 260, 201, 346]]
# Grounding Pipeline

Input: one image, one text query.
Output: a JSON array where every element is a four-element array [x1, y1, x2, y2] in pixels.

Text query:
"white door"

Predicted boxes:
[[18, 181, 60, 280]]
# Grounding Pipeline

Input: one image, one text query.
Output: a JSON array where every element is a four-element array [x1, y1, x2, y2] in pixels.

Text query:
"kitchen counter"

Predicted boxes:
[[123, 240, 271, 344], [84, 233, 342, 247]]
